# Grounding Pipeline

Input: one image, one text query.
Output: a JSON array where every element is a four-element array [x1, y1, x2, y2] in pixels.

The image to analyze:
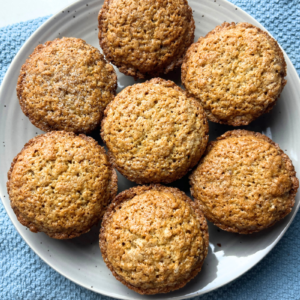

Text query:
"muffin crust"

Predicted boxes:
[[7, 131, 117, 239], [182, 22, 287, 126], [98, 0, 195, 79], [190, 130, 299, 234], [100, 184, 209, 294], [17, 37, 117, 133], [101, 78, 209, 184]]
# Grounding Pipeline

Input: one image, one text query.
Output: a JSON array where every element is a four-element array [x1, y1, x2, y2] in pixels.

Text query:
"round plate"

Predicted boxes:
[[0, 0, 299, 299]]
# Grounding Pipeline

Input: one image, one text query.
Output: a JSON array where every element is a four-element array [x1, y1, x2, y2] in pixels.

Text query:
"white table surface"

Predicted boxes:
[[0, 0, 77, 27]]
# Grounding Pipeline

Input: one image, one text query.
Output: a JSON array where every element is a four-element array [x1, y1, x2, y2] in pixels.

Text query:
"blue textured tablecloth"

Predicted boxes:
[[1, 1, 300, 299]]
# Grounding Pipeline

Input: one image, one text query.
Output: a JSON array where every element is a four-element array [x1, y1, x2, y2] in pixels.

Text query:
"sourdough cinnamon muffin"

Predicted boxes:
[[101, 78, 209, 184], [98, 0, 195, 79], [7, 131, 117, 239], [182, 22, 287, 126], [190, 130, 299, 234], [17, 37, 117, 133], [100, 184, 209, 294]]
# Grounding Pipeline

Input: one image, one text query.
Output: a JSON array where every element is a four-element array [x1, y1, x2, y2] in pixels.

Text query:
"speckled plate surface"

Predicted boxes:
[[0, 0, 300, 299]]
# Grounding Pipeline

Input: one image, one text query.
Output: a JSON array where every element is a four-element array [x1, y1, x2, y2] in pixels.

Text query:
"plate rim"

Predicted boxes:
[[0, 0, 300, 299]]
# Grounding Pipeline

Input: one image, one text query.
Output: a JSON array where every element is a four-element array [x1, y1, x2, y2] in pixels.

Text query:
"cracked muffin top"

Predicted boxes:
[[17, 37, 117, 133], [190, 130, 299, 234], [182, 22, 287, 126], [7, 131, 118, 239], [100, 184, 209, 294], [101, 78, 209, 184], [98, 0, 195, 79]]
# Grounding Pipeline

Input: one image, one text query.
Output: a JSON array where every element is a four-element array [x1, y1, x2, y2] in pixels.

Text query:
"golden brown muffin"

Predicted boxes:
[[190, 130, 299, 234], [98, 0, 195, 79], [17, 37, 117, 133], [101, 78, 209, 184], [100, 184, 209, 294], [182, 22, 287, 126], [7, 131, 117, 239]]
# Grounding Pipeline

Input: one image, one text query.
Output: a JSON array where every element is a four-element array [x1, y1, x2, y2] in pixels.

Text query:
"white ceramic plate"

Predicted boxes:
[[1, 0, 299, 299]]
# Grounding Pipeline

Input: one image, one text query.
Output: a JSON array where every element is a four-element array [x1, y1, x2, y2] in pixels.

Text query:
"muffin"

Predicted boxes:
[[17, 37, 117, 133], [190, 130, 299, 234], [7, 131, 117, 239], [100, 184, 209, 294], [182, 22, 287, 126], [98, 0, 195, 79], [101, 78, 209, 184]]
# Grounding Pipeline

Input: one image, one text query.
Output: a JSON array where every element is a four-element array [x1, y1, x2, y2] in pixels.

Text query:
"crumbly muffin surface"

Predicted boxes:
[[190, 130, 299, 234], [17, 37, 117, 133], [98, 0, 195, 78], [100, 185, 209, 294], [182, 22, 287, 126], [101, 78, 209, 184], [7, 131, 117, 239]]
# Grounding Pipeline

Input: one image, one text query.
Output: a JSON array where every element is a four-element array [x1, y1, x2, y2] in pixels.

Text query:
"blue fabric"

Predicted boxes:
[[0, 0, 300, 299]]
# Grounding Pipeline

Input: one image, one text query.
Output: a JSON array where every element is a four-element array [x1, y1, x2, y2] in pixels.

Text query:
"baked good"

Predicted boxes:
[[98, 0, 195, 79], [100, 184, 209, 294], [190, 130, 299, 234], [182, 22, 287, 126], [101, 78, 209, 184], [17, 37, 117, 133], [7, 131, 117, 239]]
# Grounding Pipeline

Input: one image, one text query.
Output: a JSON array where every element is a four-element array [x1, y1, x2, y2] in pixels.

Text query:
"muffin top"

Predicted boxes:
[[7, 131, 117, 239], [98, 0, 195, 78], [100, 185, 209, 294], [190, 130, 299, 234], [182, 22, 287, 126], [17, 37, 117, 133], [101, 78, 209, 184]]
